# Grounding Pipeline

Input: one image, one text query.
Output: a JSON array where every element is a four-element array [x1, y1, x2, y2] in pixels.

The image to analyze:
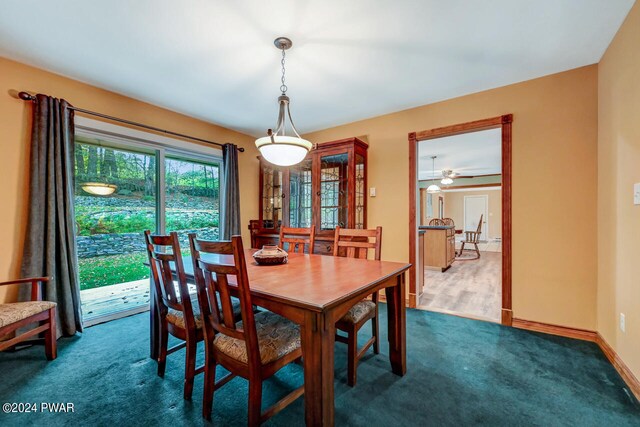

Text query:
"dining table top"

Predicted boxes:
[[179, 249, 411, 313]]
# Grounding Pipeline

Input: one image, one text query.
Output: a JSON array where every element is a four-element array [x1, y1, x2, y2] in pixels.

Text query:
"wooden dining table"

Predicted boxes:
[[148, 249, 410, 427]]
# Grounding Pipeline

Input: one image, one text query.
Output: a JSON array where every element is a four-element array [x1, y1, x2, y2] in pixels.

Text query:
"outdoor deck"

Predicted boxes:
[[81, 279, 197, 325], [81, 279, 151, 324]]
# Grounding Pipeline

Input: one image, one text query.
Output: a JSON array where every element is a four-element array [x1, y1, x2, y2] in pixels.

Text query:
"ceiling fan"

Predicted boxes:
[[441, 170, 455, 185]]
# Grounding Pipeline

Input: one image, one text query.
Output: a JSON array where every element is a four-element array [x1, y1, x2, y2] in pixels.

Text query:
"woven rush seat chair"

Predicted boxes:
[[190, 234, 304, 424], [0, 277, 57, 360], [333, 226, 383, 387]]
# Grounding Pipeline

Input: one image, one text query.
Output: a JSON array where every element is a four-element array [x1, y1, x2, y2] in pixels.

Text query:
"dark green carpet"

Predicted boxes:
[[1, 306, 638, 426]]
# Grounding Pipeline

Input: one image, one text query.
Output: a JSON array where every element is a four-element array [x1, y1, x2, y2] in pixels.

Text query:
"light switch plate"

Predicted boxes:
[[635, 183, 640, 205], [370, 187, 376, 197]]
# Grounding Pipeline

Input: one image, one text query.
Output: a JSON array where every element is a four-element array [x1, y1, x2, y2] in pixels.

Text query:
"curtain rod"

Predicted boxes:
[[18, 91, 245, 152]]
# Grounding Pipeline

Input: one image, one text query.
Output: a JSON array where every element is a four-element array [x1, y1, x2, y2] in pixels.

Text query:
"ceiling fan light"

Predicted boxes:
[[441, 177, 454, 185]]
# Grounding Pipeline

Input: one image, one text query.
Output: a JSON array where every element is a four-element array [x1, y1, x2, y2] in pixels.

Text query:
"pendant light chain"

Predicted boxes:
[[280, 48, 288, 95]]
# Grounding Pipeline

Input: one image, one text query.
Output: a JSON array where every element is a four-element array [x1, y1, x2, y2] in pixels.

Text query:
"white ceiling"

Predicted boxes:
[[0, 1, 633, 137], [418, 128, 501, 180]]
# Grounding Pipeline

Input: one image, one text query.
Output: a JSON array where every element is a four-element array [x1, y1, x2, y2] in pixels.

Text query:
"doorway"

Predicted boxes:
[[408, 115, 513, 325]]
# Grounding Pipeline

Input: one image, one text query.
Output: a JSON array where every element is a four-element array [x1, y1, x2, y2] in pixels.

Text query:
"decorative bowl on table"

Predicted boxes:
[[253, 245, 288, 265]]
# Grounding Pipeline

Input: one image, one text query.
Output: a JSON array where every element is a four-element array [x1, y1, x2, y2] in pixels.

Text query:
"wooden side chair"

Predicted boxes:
[[190, 234, 304, 424], [333, 226, 382, 387], [144, 230, 204, 400], [429, 218, 446, 226], [278, 225, 316, 254], [442, 218, 455, 227], [0, 277, 56, 360], [458, 214, 483, 259]]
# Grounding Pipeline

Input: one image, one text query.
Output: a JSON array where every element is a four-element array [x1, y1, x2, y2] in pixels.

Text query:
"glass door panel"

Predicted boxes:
[[261, 164, 283, 229], [289, 158, 313, 228], [355, 153, 365, 229], [165, 157, 220, 241], [319, 152, 349, 230], [74, 138, 157, 323]]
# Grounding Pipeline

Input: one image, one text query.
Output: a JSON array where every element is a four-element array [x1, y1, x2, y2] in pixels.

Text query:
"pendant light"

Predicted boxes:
[[255, 37, 312, 167], [427, 156, 441, 193], [82, 182, 117, 196]]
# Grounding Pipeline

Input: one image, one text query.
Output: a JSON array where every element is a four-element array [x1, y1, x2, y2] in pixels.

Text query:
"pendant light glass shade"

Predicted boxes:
[[82, 182, 117, 196], [255, 37, 312, 167], [427, 184, 441, 193]]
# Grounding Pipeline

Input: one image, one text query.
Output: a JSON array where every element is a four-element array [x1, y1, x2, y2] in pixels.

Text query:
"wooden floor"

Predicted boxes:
[[418, 251, 501, 323]]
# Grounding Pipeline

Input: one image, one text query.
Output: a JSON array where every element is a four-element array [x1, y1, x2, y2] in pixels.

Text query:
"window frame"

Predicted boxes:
[[75, 118, 223, 235]]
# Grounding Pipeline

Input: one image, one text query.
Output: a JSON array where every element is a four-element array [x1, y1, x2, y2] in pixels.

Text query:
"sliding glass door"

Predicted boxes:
[[74, 133, 221, 325]]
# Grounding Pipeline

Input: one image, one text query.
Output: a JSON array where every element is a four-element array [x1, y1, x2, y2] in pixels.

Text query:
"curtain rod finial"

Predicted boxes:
[[18, 91, 36, 101], [238, 147, 245, 152]]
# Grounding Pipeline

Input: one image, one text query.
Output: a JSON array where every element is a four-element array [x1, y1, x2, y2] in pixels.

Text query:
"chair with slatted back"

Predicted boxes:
[[278, 225, 316, 254], [458, 214, 483, 259], [333, 226, 382, 387], [442, 218, 455, 227], [144, 230, 203, 400], [429, 218, 446, 226], [189, 234, 304, 424]]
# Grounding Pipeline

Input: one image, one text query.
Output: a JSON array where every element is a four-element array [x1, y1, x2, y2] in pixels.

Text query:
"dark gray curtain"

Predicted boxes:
[[220, 143, 241, 239], [21, 94, 83, 337]]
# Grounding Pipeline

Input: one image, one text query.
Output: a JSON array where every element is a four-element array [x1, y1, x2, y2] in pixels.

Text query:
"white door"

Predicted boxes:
[[464, 195, 488, 238]]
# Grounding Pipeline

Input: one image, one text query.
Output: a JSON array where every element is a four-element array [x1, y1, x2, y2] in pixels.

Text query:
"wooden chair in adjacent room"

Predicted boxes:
[[332, 226, 383, 386], [144, 230, 204, 400], [458, 214, 483, 259], [0, 277, 56, 360], [442, 218, 455, 227], [189, 234, 304, 424], [278, 225, 316, 254], [429, 218, 446, 226]]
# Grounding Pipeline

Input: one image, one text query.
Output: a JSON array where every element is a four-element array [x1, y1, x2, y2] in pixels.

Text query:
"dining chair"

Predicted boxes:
[[429, 218, 446, 226], [189, 234, 304, 424], [458, 214, 483, 259], [442, 218, 455, 227], [0, 277, 56, 360], [332, 226, 382, 387], [278, 225, 316, 254], [144, 230, 203, 400]]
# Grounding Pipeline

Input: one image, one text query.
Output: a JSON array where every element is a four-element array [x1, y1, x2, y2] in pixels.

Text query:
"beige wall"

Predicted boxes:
[[597, 1, 640, 380], [0, 57, 260, 303], [443, 189, 502, 239], [305, 65, 598, 330]]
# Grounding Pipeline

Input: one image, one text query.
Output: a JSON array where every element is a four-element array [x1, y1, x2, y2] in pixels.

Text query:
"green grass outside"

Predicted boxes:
[[78, 252, 149, 291]]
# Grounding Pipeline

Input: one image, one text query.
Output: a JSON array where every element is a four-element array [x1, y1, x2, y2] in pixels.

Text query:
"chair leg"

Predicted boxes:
[[202, 342, 215, 420], [248, 378, 263, 426], [372, 313, 380, 355], [184, 337, 197, 400], [347, 326, 358, 387], [459, 242, 465, 257], [474, 243, 480, 259], [44, 307, 57, 360], [157, 320, 168, 378]]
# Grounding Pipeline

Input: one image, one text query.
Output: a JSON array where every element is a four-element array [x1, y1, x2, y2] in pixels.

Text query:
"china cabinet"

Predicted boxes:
[[249, 137, 368, 255]]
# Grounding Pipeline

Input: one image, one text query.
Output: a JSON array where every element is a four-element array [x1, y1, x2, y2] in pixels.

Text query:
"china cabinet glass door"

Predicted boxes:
[[261, 164, 283, 229], [289, 157, 313, 228], [319, 151, 349, 230]]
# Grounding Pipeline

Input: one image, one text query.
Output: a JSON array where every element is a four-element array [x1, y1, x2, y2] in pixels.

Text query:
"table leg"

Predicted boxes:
[[385, 273, 407, 376], [150, 277, 159, 360], [301, 310, 335, 427]]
